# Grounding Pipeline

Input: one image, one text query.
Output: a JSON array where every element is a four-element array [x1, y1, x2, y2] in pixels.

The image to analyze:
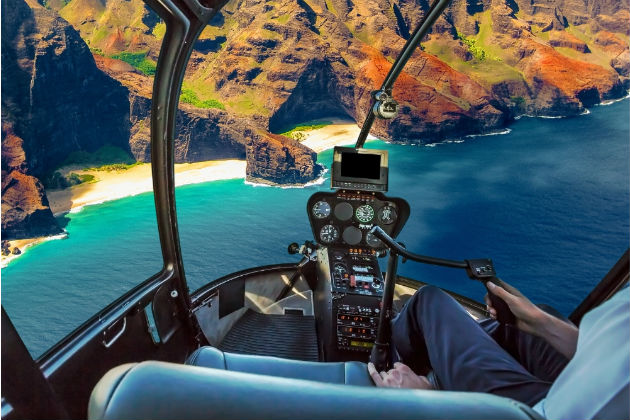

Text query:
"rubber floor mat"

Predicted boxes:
[[219, 310, 319, 361]]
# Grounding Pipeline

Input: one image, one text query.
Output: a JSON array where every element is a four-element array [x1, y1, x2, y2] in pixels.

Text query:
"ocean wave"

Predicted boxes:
[[420, 128, 512, 148], [538, 114, 565, 119], [1, 232, 68, 268], [598, 92, 630, 106], [515, 114, 565, 120], [69, 205, 87, 214], [244, 166, 330, 190], [465, 128, 512, 138]]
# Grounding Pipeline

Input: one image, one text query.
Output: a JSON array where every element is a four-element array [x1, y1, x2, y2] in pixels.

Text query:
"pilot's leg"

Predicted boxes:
[[479, 306, 570, 382], [391, 285, 550, 406]]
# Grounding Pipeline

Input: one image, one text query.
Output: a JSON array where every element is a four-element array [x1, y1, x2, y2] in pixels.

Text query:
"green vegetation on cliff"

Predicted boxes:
[[60, 145, 135, 168], [88, 162, 143, 171], [279, 121, 332, 138], [180, 88, 226, 110], [152, 22, 166, 40], [456, 31, 487, 61], [43, 171, 97, 189], [110, 51, 157, 76]]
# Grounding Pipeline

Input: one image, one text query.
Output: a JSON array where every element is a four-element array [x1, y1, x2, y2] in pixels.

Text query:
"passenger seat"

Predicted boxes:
[[186, 346, 374, 386]]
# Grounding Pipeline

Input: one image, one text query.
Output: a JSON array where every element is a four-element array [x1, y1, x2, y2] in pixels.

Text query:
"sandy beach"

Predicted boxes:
[[299, 119, 361, 152], [46, 159, 247, 215], [2, 121, 363, 267]]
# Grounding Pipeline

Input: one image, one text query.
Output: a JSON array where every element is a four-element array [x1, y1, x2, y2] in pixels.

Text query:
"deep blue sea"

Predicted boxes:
[[2, 98, 629, 358]]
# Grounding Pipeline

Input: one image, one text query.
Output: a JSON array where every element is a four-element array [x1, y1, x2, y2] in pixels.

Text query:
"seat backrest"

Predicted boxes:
[[89, 361, 543, 420]]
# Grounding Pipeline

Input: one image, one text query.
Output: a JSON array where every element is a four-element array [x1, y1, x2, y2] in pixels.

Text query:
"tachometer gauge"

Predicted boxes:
[[366, 232, 382, 248], [355, 205, 375, 223], [312, 201, 331, 219], [378, 205, 397, 225], [319, 224, 339, 244]]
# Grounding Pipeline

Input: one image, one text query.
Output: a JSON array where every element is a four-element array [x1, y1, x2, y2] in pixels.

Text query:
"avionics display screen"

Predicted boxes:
[[340, 152, 381, 180], [331, 147, 389, 192]]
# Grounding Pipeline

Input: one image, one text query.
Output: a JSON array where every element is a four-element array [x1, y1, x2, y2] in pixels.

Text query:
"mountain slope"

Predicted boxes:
[[61, 0, 628, 142]]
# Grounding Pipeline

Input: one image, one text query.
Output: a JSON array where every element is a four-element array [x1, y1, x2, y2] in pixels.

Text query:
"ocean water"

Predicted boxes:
[[2, 98, 629, 358]]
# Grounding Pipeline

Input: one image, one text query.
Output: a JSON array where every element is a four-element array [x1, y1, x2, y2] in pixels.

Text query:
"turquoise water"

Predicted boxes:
[[2, 98, 629, 358]]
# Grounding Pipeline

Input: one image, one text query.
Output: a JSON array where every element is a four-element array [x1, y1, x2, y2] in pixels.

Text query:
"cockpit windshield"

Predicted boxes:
[[2, 0, 629, 361]]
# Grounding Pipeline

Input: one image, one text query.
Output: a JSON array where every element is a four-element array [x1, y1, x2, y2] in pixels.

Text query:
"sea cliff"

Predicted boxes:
[[1, 0, 629, 241]]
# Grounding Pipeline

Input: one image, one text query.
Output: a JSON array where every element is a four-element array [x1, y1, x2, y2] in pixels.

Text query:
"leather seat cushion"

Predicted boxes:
[[89, 361, 543, 420], [186, 346, 374, 387]]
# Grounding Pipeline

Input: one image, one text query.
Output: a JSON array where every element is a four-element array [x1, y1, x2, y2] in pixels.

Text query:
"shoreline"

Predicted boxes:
[[4, 92, 628, 267], [1, 121, 361, 267], [46, 159, 248, 216], [299, 118, 364, 152]]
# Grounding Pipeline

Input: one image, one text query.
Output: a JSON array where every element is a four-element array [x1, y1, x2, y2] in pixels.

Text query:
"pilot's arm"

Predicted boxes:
[[485, 281, 578, 359]]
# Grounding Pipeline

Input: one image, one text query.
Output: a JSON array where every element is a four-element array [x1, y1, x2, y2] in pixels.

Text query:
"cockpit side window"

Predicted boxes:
[[1, 0, 163, 358]]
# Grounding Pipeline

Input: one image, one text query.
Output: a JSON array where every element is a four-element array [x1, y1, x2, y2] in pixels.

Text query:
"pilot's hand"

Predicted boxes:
[[368, 362, 433, 390], [485, 280, 579, 358], [484, 280, 545, 336]]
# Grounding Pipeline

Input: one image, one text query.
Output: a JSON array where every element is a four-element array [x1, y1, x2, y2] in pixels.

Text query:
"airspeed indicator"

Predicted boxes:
[[312, 201, 331, 219]]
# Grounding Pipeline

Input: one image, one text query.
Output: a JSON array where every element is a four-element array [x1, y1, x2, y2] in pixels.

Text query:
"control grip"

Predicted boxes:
[[485, 278, 516, 325]]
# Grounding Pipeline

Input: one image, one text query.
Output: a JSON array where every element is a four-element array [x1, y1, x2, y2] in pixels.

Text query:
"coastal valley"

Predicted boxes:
[[1, 0, 629, 249]]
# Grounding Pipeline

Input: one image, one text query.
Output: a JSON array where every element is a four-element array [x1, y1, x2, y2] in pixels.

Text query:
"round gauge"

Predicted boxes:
[[333, 263, 347, 278], [366, 232, 382, 248], [319, 224, 339, 244], [342, 226, 362, 245], [334, 202, 354, 221], [312, 201, 331, 219], [378, 205, 397, 225], [355, 205, 375, 223]]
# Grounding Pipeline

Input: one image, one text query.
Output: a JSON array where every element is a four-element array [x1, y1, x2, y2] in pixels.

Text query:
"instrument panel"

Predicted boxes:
[[307, 191, 409, 251]]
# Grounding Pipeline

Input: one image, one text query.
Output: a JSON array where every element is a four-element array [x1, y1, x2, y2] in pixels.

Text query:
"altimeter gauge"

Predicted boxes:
[[355, 205, 375, 223], [378, 205, 397, 225], [312, 201, 331, 219], [319, 224, 339, 244]]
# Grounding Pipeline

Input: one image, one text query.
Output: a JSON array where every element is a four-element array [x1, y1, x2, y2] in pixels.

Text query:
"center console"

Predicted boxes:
[[310, 147, 410, 361], [315, 247, 384, 360]]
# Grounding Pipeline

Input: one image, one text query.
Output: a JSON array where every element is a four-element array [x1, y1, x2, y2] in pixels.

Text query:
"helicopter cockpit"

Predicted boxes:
[[2, 0, 628, 416], [84, 142, 542, 420]]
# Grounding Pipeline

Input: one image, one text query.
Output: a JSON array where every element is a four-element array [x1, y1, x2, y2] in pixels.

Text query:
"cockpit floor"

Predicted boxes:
[[218, 309, 319, 361]]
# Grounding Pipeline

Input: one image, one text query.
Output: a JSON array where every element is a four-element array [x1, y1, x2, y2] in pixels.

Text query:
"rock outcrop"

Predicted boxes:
[[246, 133, 321, 185], [1, 0, 132, 239], [95, 58, 320, 184], [1, 123, 62, 239]]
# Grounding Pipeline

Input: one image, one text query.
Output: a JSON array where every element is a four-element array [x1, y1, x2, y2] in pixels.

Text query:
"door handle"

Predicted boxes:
[[102, 317, 127, 348]]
